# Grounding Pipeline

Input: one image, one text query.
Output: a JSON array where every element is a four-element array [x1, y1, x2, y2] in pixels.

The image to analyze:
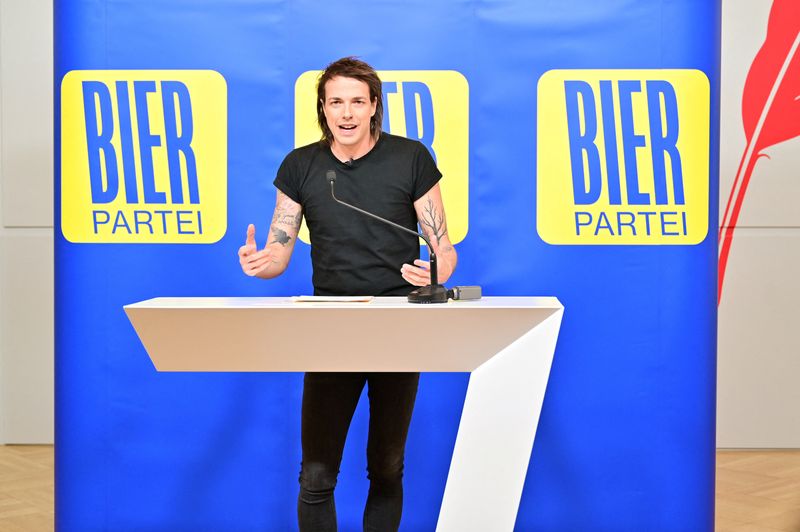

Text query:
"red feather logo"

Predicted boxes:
[[719, 0, 800, 303]]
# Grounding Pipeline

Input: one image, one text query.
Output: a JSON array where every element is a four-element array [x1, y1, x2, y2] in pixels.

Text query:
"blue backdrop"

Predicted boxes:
[[55, 1, 720, 530]]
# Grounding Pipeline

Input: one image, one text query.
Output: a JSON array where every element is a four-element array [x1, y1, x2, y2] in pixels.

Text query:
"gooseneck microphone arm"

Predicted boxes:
[[327, 170, 447, 303], [327, 171, 439, 287]]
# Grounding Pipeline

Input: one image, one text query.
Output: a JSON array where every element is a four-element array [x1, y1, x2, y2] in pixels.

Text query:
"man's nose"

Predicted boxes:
[[342, 104, 352, 118]]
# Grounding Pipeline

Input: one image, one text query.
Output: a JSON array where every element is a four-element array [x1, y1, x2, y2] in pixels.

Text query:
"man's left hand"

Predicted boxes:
[[401, 259, 433, 286]]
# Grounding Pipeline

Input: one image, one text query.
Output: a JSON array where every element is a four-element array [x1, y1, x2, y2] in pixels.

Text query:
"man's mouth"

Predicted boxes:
[[339, 124, 357, 130]]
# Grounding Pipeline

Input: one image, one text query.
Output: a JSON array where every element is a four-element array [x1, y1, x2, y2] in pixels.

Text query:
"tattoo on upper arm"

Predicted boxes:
[[270, 228, 291, 246], [420, 198, 447, 245]]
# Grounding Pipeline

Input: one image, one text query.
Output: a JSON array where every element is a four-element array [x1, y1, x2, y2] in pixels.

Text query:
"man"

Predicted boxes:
[[238, 57, 457, 531]]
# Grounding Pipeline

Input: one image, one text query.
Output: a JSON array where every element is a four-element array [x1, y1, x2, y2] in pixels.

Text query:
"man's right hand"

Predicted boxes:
[[239, 190, 302, 279], [238, 224, 277, 277]]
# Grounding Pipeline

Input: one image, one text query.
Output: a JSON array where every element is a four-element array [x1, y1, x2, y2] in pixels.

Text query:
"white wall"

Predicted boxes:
[[717, 0, 800, 447], [0, 0, 54, 444]]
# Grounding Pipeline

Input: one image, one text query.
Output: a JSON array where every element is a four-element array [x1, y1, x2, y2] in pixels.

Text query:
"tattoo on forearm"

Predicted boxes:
[[420, 198, 447, 245], [272, 208, 303, 229], [270, 228, 291, 246]]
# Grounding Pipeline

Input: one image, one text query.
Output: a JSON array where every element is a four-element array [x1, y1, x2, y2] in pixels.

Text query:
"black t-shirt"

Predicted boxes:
[[273, 133, 442, 296]]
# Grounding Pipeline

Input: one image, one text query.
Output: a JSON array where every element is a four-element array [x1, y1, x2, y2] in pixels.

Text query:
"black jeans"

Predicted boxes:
[[298, 372, 420, 532]]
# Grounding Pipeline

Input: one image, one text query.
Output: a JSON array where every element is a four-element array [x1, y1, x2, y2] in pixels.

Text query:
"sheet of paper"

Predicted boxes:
[[292, 295, 374, 303]]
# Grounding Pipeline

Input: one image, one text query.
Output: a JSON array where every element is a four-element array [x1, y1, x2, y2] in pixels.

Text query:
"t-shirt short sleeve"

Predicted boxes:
[[272, 151, 302, 204], [412, 142, 443, 201]]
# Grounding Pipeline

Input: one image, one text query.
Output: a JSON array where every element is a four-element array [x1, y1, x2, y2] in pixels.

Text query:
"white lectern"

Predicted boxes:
[[125, 296, 564, 531]]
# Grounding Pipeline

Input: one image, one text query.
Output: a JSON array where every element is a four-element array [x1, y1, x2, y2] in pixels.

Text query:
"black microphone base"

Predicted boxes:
[[407, 284, 449, 304]]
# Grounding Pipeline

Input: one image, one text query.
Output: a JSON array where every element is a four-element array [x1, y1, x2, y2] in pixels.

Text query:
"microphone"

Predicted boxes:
[[325, 170, 449, 304]]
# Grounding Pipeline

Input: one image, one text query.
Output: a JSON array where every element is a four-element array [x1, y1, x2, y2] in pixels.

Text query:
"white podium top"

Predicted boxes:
[[125, 296, 562, 372], [126, 296, 560, 309]]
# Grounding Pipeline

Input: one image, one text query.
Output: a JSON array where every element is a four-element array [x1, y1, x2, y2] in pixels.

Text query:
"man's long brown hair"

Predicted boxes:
[[316, 57, 383, 144]]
